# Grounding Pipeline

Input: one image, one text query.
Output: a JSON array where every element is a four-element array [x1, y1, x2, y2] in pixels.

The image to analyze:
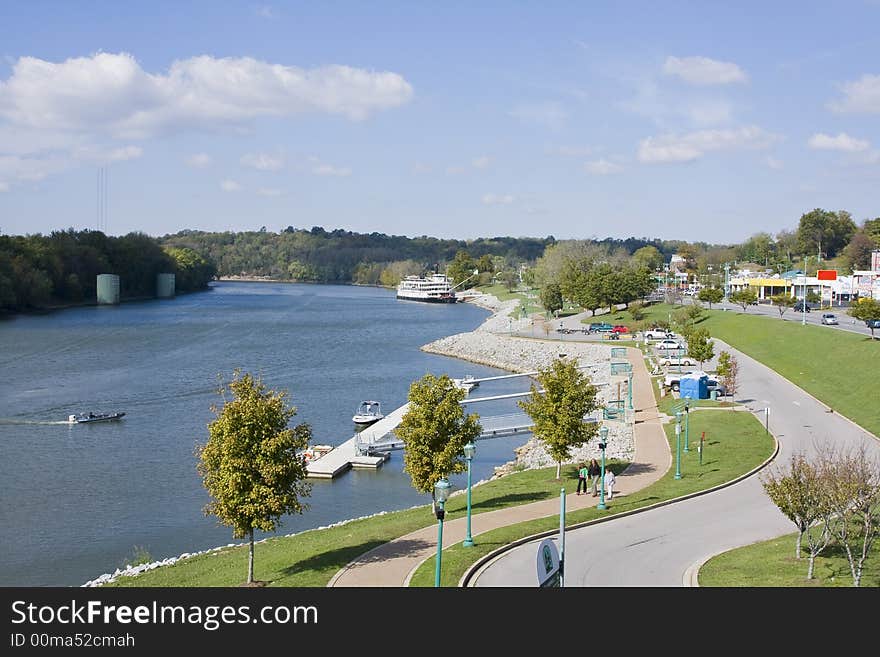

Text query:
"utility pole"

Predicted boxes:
[[724, 263, 730, 303]]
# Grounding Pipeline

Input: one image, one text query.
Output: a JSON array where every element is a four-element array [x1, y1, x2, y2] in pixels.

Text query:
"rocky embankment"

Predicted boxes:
[[424, 292, 635, 476]]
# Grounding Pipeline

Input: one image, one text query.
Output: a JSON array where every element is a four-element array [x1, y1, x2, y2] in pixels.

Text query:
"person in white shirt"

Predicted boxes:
[[605, 469, 616, 500]]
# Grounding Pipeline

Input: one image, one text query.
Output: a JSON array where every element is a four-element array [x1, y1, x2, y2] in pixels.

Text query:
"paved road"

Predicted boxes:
[[471, 338, 879, 587]]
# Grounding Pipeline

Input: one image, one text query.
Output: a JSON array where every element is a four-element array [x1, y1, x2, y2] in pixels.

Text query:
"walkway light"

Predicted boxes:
[[597, 426, 609, 510], [674, 411, 682, 480], [433, 478, 451, 587], [463, 442, 476, 547]]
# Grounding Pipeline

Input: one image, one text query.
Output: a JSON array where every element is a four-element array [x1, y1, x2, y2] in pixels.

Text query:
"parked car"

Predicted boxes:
[[655, 339, 685, 351], [820, 313, 838, 325], [660, 356, 697, 367], [611, 325, 629, 334], [644, 328, 673, 340], [792, 301, 811, 312], [588, 322, 614, 333], [866, 319, 880, 329]]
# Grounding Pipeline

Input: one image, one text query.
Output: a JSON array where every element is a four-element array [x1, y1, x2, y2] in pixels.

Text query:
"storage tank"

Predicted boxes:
[[96, 274, 120, 305], [156, 273, 176, 298]]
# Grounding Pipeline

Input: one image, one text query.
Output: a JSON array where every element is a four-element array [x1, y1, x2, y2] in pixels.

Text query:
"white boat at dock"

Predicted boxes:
[[453, 375, 480, 393], [352, 401, 384, 425]]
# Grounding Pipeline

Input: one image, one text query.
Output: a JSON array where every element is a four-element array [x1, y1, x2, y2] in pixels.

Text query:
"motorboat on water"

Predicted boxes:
[[67, 411, 126, 424], [453, 375, 479, 393], [352, 401, 384, 425]]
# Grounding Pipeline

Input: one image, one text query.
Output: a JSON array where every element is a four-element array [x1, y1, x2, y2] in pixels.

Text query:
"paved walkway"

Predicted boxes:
[[328, 345, 671, 587]]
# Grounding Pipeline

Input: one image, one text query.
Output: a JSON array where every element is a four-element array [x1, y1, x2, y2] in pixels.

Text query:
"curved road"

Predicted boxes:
[[472, 338, 879, 586]]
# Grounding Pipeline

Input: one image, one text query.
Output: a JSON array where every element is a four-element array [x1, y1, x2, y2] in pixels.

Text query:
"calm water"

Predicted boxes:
[[0, 282, 531, 586]]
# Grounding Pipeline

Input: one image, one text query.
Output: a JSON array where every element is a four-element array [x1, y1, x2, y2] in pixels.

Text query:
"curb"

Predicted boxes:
[[461, 417, 780, 587]]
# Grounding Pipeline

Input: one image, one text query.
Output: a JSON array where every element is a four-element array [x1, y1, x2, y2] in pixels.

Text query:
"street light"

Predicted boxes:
[[462, 442, 476, 547], [433, 478, 451, 587], [597, 426, 609, 510], [674, 411, 682, 480], [684, 398, 690, 452], [802, 255, 808, 326]]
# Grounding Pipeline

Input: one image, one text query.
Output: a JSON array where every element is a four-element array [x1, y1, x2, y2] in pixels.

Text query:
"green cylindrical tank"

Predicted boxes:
[[96, 274, 120, 305], [156, 273, 176, 298]]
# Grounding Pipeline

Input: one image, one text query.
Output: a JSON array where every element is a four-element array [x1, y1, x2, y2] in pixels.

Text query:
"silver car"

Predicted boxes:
[[821, 313, 838, 325]]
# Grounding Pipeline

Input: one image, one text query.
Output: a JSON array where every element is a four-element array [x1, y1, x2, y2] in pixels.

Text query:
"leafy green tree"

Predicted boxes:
[[518, 358, 600, 479], [540, 283, 563, 315], [446, 250, 478, 287], [697, 287, 723, 309], [197, 371, 312, 584], [770, 293, 795, 317], [761, 454, 833, 578], [849, 298, 880, 339], [686, 327, 714, 369], [729, 288, 757, 311], [632, 245, 664, 272], [396, 374, 482, 495], [844, 230, 877, 270], [806, 290, 821, 304], [629, 301, 646, 321], [797, 208, 857, 260], [716, 351, 738, 399], [500, 268, 519, 292]]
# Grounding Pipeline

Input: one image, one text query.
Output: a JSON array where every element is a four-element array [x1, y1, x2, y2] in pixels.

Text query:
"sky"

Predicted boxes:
[[1, 1, 879, 244]]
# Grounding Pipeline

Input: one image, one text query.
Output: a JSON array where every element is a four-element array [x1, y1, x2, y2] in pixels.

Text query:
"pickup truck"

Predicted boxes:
[[588, 322, 614, 333], [663, 372, 725, 395], [644, 328, 673, 340]]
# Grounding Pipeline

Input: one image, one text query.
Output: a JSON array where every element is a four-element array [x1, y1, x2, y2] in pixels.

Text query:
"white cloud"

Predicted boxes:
[[106, 145, 142, 161], [256, 5, 274, 19], [808, 132, 869, 152], [241, 152, 284, 170], [446, 165, 465, 175], [663, 56, 748, 85], [312, 164, 351, 176], [0, 52, 414, 139], [220, 179, 242, 192], [481, 193, 515, 205], [828, 74, 880, 113], [413, 162, 432, 174], [472, 155, 490, 169], [186, 153, 212, 168], [584, 159, 623, 175], [0, 181, 8, 192], [0, 154, 68, 182], [766, 156, 783, 170], [638, 126, 778, 163], [257, 187, 282, 196], [509, 102, 569, 129]]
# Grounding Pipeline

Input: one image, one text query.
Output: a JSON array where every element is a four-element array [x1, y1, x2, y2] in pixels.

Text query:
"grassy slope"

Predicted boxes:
[[699, 532, 880, 587]]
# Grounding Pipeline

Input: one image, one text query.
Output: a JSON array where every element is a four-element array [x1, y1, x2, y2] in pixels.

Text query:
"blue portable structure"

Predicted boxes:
[[679, 372, 708, 400]]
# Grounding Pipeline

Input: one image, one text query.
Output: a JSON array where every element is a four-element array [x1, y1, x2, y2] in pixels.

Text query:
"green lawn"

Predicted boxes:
[[408, 409, 773, 586], [610, 302, 880, 437], [106, 465, 596, 587], [699, 532, 880, 587]]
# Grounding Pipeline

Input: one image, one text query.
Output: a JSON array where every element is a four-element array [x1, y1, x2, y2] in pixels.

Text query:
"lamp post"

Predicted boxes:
[[802, 255, 807, 326], [597, 426, 608, 510], [724, 263, 730, 303], [684, 399, 690, 452], [627, 370, 633, 411], [462, 442, 476, 547], [674, 411, 682, 480], [433, 478, 451, 587]]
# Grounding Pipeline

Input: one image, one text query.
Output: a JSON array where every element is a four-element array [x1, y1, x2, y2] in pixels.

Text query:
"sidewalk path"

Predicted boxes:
[[327, 345, 670, 587]]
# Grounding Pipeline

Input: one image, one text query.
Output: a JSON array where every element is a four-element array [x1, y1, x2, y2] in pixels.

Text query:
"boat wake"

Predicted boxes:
[[0, 419, 72, 426]]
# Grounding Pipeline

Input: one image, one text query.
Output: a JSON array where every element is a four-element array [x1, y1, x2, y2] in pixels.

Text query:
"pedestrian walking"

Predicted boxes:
[[587, 459, 601, 496], [605, 468, 616, 500], [576, 462, 589, 495]]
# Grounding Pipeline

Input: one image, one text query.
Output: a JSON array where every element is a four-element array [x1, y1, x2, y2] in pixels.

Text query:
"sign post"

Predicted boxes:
[[536, 538, 561, 588]]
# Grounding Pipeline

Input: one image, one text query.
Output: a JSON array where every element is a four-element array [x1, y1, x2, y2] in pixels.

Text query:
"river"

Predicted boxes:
[[0, 281, 531, 586]]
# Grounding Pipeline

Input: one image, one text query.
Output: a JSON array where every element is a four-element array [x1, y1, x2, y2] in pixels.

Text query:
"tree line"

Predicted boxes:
[[0, 229, 216, 313]]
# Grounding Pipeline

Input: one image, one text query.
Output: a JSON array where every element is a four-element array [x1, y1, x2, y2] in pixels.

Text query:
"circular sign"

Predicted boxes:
[[536, 538, 561, 587]]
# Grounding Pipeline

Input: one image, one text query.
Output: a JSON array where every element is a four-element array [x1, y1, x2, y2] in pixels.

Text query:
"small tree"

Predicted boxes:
[[806, 290, 821, 304], [820, 445, 880, 587], [770, 293, 795, 317], [396, 374, 482, 495], [686, 327, 714, 369], [716, 350, 738, 400], [729, 288, 758, 311], [761, 454, 832, 579], [540, 283, 563, 316], [629, 301, 646, 321], [849, 298, 880, 339], [198, 371, 312, 585], [518, 358, 600, 479], [698, 287, 724, 309]]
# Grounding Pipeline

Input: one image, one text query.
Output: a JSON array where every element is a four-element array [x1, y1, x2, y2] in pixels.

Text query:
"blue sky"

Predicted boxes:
[[1, 1, 878, 243]]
